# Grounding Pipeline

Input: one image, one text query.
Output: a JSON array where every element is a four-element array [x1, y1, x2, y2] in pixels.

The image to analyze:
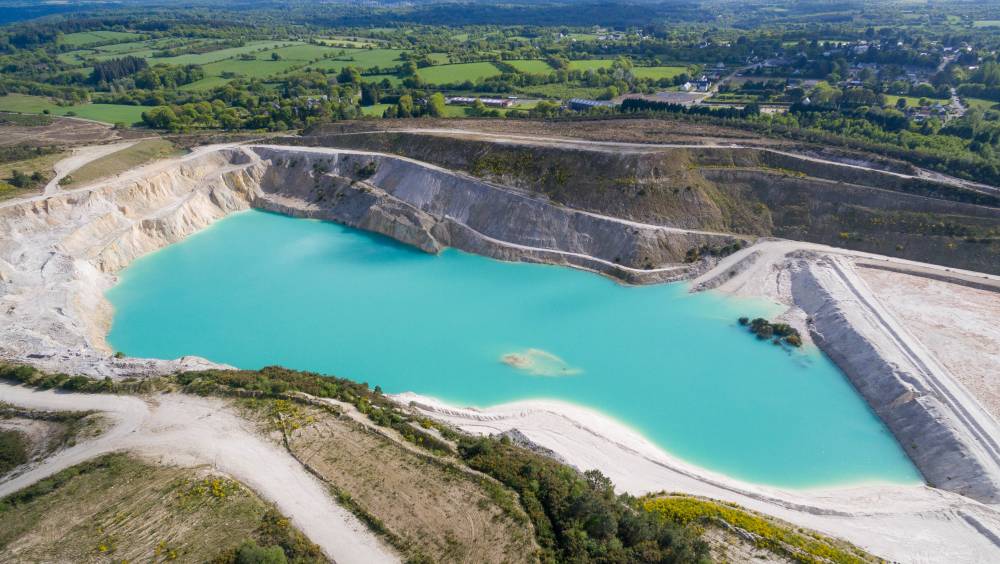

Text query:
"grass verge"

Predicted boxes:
[[62, 138, 178, 187]]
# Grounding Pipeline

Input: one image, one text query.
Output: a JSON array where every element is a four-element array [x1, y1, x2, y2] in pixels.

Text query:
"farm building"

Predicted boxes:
[[567, 98, 616, 111], [446, 97, 515, 108]]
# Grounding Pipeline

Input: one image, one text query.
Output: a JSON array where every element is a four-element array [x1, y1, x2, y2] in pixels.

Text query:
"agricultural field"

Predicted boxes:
[[0, 94, 149, 125], [561, 33, 599, 41], [264, 43, 345, 62], [507, 59, 555, 73], [318, 36, 384, 48], [631, 66, 689, 80], [178, 76, 232, 91], [200, 58, 301, 80], [149, 41, 300, 66], [59, 30, 140, 47], [361, 103, 392, 116], [442, 104, 473, 117], [418, 62, 502, 84], [964, 98, 1000, 111], [361, 73, 402, 86], [884, 94, 949, 107], [567, 59, 615, 71], [308, 48, 407, 73], [427, 52, 451, 64]]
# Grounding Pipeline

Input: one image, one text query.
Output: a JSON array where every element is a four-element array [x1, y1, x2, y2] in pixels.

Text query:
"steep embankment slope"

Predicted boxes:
[[298, 128, 1000, 274], [0, 144, 740, 377]]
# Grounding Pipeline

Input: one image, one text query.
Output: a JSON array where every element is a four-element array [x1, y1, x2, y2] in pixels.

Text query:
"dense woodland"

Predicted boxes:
[[0, 1, 999, 183]]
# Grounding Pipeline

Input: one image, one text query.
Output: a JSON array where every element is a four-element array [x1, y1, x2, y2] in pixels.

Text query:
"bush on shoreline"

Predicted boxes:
[[738, 317, 803, 347]]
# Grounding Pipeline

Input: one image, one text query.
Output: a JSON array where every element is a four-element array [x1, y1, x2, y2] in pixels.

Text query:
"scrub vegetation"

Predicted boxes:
[[0, 143, 63, 199], [0, 453, 323, 563], [0, 401, 104, 474], [0, 430, 28, 475], [739, 317, 804, 347], [643, 495, 878, 564]]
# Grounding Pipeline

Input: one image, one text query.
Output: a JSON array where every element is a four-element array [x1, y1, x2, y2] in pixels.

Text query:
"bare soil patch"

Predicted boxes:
[[858, 267, 1000, 421], [0, 116, 120, 147]]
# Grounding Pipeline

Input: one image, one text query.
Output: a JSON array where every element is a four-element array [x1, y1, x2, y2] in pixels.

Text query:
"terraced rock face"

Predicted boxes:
[[0, 144, 740, 377], [297, 130, 1000, 274]]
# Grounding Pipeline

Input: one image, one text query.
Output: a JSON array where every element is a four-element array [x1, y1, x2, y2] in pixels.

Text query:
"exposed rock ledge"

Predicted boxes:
[[0, 143, 737, 377]]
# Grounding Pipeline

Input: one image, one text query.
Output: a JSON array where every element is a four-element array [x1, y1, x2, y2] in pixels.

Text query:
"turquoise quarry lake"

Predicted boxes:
[[107, 210, 920, 488]]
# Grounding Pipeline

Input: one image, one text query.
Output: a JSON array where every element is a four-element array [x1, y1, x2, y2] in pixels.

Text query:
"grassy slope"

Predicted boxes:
[[632, 66, 689, 80], [308, 48, 406, 73], [59, 31, 139, 47], [248, 398, 538, 563], [0, 453, 323, 562], [418, 62, 503, 84], [507, 59, 555, 73], [148, 40, 298, 66], [63, 138, 178, 187]]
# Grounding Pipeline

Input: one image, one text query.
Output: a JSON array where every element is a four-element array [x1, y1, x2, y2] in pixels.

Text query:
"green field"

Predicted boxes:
[[150, 41, 300, 66], [507, 59, 554, 74], [973, 20, 1000, 28], [178, 76, 233, 91], [884, 94, 948, 107], [0, 94, 148, 125], [308, 48, 407, 72], [964, 98, 999, 111], [427, 52, 451, 64], [263, 43, 344, 62], [631, 66, 688, 80], [562, 33, 599, 41], [442, 105, 472, 117], [361, 74, 403, 86], [59, 31, 139, 47], [567, 59, 615, 71], [318, 36, 382, 48], [418, 62, 502, 84], [361, 103, 392, 116], [201, 58, 301, 79]]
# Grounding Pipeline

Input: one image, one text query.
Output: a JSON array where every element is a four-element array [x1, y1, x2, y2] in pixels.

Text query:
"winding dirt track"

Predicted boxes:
[[0, 383, 399, 564]]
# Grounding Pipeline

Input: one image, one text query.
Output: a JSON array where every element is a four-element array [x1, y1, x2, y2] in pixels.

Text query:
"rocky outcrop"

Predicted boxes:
[[0, 144, 741, 376]]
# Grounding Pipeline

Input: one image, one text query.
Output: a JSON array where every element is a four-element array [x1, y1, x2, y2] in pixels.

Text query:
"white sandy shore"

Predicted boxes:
[[394, 392, 1000, 563], [0, 383, 399, 564]]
